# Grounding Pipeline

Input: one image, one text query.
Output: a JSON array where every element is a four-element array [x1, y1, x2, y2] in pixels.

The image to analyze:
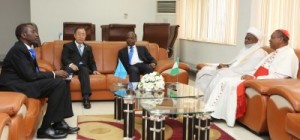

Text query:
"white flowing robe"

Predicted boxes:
[[205, 46, 299, 127], [195, 44, 268, 96]]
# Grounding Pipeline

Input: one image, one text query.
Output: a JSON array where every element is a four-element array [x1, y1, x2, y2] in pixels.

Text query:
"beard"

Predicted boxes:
[[245, 43, 255, 49]]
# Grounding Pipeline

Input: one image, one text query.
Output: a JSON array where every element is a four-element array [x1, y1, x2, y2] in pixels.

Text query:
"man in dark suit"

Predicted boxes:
[[118, 31, 157, 89], [61, 27, 100, 109], [0, 23, 79, 139]]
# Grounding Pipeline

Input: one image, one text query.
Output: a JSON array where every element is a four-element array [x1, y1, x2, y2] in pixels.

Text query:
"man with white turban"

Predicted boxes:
[[195, 27, 268, 98]]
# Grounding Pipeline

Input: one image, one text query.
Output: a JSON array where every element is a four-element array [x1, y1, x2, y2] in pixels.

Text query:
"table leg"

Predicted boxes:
[[183, 114, 195, 140], [194, 114, 211, 140], [123, 98, 135, 139], [114, 96, 123, 120], [142, 109, 150, 140], [148, 114, 165, 140]]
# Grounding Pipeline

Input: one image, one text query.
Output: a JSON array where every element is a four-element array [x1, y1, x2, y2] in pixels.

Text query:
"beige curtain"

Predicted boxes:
[[250, 0, 300, 48], [177, 0, 238, 45]]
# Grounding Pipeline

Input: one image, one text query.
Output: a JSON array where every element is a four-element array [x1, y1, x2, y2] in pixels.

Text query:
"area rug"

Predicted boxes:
[[77, 115, 235, 140]]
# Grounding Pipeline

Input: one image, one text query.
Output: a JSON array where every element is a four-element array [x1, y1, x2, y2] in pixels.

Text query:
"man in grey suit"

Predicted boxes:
[[61, 27, 100, 109]]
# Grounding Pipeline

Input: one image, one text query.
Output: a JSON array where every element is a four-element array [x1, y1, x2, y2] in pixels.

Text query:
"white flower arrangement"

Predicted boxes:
[[138, 72, 165, 92]]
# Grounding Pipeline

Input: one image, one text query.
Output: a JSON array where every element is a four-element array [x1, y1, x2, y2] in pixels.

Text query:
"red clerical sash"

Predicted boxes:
[[236, 66, 269, 118]]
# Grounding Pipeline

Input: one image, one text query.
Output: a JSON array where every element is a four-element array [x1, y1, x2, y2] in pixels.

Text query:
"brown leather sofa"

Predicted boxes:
[[36, 40, 190, 101], [0, 92, 46, 140]]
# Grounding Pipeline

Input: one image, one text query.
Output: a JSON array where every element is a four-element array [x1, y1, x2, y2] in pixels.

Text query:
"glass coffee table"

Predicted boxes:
[[140, 97, 212, 140], [110, 83, 212, 140]]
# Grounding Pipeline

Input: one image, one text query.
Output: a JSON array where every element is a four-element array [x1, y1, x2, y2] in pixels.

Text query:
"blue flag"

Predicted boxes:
[[114, 59, 127, 79]]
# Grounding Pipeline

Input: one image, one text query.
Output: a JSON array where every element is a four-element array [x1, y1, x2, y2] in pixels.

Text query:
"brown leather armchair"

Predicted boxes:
[[238, 49, 300, 134], [101, 24, 136, 41], [0, 92, 26, 140], [143, 23, 170, 50], [167, 25, 180, 57], [0, 92, 46, 139], [63, 22, 96, 40], [142, 23, 180, 58], [264, 85, 300, 140]]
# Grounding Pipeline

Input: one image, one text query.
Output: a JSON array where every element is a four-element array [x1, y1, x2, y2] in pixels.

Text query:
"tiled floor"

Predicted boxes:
[[34, 75, 270, 140]]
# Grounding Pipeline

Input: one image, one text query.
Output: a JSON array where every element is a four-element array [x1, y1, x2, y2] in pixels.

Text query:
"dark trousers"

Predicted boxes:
[[77, 66, 91, 97], [65, 66, 91, 98], [128, 63, 154, 82], [33, 79, 73, 128]]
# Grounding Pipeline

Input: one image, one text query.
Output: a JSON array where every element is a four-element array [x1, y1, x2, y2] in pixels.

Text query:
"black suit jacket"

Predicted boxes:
[[118, 46, 157, 72], [61, 41, 97, 73], [0, 41, 54, 97]]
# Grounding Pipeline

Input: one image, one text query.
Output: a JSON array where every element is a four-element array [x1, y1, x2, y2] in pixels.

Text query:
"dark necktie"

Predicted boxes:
[[28, 49, 39, 72], [128, 46, 134, 64]]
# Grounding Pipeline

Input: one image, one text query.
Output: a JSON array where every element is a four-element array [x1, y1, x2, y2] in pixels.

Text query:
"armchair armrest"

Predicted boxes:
[[37, 59, 54, 72], [196, 63, 219, 70], [0, 92, 27, 116], [244, 79, 300, 95], [267, 85, 300, 111], [196, 64, 207, 70], [155, 60, 190, 73]]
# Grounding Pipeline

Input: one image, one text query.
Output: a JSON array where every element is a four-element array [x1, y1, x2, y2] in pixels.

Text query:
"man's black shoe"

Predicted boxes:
[[52, 120, 80, 134], [37, 127, 67, 139], [83, 98, 91, 109]]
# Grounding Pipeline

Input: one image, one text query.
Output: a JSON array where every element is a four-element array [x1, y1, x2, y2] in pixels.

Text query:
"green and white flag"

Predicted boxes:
[[170, 57, 179, 76]]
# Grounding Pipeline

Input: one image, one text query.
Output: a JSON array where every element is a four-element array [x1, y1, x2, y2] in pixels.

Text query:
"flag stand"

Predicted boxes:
[[168, 57, 180, 119]]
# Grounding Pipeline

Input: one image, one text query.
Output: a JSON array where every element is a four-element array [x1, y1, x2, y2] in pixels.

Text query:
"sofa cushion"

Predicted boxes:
[[70, 75, 107, 91], [101, 42, 127, 74]]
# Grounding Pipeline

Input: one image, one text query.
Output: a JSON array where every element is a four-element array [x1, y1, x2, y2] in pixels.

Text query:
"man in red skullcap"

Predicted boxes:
[[205, 29, 299, 127]]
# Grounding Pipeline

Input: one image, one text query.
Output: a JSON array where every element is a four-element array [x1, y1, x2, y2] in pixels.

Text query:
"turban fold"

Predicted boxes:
[[247, 27, 262, 40]]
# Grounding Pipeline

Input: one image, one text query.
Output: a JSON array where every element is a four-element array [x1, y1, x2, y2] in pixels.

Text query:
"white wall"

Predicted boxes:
[[0, 0, 30, 60], [177, 0, 252, 67], [30, 0, 156, 42]]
